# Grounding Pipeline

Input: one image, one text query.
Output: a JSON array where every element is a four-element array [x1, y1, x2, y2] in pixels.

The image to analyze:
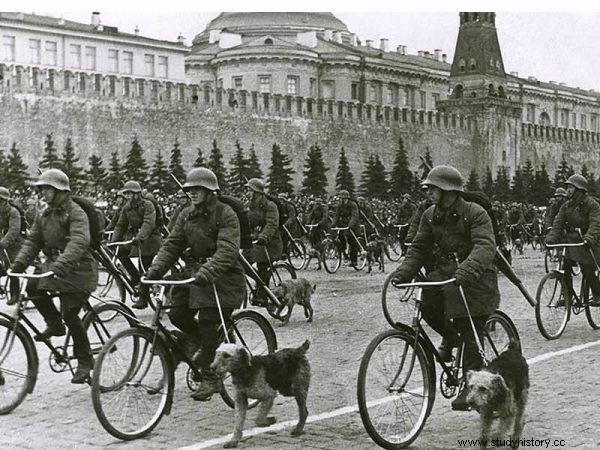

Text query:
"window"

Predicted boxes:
[[581, 114, 587, 130], [158, 56, 168, 78], [419, 91, 426, 109], [287, 76, 298, 95], [137, 79, 145, 97], [233, 76, 242, 89], [571, 113, 577, 129], [44, 41, 57, 66], [592, 115, 598, 132], [432, 93, 440, 106], [458, 59, 466, 72], [469, 58, 476, 70], [144, 54, 155, 77], [526, 104, 534, 123], [122, 51, 133, 74], [3, 35, 15, 62], [560, 110, 568, 127], [94, 74, 101, 92], [400, 87, 408, 106], [108, 49, 119, 73], [321, 80, 334, 99], [351, 82, 359, 100], [29, 39, 41, 64], [108, 76, 116, 96], [69, 44, 81, 69], [79, 73, 86, 92], [259, 75, 271, 93], [85, 46, 96, 70], [309, 78, 317, 97], [64, 72, 70, 91], [122, 78, 130, 97]]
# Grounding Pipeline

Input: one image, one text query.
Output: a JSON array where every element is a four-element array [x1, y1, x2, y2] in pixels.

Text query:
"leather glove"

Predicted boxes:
[[49, 265, 65, 279], [256, 236, 267, 246], [144, 269, 161, 280], [130, 237, 140, 245], [390, 271, 411, 288], [454, 270, 470, 288], [583, 239, 592, 249], [9, 262, 26, 274], [194, 271, 210, 287]]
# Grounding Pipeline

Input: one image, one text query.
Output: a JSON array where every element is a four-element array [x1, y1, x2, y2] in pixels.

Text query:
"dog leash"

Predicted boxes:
[[457, 284, 489, 366], [212, 283, 231, 344]]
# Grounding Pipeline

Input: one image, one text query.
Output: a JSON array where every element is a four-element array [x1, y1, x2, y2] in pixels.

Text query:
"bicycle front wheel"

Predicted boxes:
[[357, 329, 435, 449], [381, 272, 418, 329], [585, 299, 600, 330], [322, 241, 342, 274], [385, 236, 403, 262], [288, 239, 308, 271], [0, 317, 39, 414], [535, 272, 570, 340], [91, 327, 173, 440]]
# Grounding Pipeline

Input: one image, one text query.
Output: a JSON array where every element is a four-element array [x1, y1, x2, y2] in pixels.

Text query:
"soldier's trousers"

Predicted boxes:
[[564, 259, 600, 298]]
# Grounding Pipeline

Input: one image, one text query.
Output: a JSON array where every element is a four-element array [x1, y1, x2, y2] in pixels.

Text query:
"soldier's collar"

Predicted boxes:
[[191, 194, 217, 216], [46, 192, 70, 212]]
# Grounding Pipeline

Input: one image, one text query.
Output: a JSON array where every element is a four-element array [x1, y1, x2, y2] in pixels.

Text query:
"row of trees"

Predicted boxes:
[[0, 134, 592, 204]]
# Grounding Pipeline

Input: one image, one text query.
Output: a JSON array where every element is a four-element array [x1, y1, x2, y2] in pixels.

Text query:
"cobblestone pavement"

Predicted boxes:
[[1, 248, 600, 449]]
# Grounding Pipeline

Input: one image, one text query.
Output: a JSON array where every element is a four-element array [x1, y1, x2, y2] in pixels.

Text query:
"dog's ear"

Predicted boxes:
[[241, 347, 252, 368], [490, 374, 509, 405]]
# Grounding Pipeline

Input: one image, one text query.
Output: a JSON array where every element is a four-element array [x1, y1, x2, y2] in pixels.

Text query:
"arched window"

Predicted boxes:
[[489, 58, 494, 68], [459, 59, 466, 72], [498, 86, 506, 98], [495, 60, 501, 71], [469, 58, 476, 70], [453, 84, 464, 99], [539, 111, 551, 126], [488, 84, 496, 97], [264, 38, 273, 45]]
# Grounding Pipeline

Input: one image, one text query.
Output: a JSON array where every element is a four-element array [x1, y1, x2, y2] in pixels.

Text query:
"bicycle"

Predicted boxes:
[[357, 277, 519, 449], [384, 223, 408, 262], [535, 242, 600, 339], [323, 226, 368, 273], [91, 276, 277, 440], [283, 224, 308, 271], [0, 270, 136, 414]]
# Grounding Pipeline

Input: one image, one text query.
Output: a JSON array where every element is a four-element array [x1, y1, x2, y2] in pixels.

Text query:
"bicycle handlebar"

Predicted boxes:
[[306, 224, 319, 229], [393, 277, 457, 289], [7, 270, 54, 279], [140, 276, 196, 285], [545, 242, 585, 249], [106, 239, 135, 247], [331, 226, 349, 231], [394, 223, 409, 229]]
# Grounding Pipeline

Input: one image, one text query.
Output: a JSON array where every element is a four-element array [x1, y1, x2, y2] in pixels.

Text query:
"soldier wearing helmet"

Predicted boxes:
[[392, 165, 500, 411], [167, 189, 191, 232], [111, 179, 163, 309], [10, 169, 97, 384], [243, 178, 283, 299], [0, 187, 24, 305], [544, 187, 567, 230], [546, 174, 600, 306], [145, 167, 246, 401], [333, 189, 360, 267]]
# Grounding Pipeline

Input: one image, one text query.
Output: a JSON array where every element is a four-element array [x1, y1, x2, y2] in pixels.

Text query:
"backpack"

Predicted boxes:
[[265, 194, 288, 229], [217, 194, 253, 249], [9, 201, 29, 236], [142, 193, 165, 230], [72, 196, 106, 249]]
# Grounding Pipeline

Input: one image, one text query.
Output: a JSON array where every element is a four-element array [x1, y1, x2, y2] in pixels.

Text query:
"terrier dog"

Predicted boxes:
[[271, 278, 315, 327], [211, 340, 311, 448], [466, 341, 529, 449], [366, 235, 385, 273]]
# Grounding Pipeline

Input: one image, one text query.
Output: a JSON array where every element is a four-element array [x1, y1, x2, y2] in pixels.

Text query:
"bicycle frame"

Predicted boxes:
[[238, 252, 282, 308], [331, 226, 367, 254]]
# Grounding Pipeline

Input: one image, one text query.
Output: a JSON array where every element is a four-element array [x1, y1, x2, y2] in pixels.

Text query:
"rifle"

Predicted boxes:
[[169, 172, 192, 202]]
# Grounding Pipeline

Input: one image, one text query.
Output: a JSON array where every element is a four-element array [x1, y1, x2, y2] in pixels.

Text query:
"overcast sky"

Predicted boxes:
[[10, 1, 600, 92]]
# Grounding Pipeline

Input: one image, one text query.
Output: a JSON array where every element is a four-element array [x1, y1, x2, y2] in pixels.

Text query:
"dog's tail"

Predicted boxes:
[[298, 340, 310, 353]]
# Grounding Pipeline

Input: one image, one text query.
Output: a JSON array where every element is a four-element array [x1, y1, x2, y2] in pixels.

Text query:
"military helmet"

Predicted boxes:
[[565, 174, 588, 192], [35, 168, 71, 192], [121, 180, 142, 193], [554, 187, 567, 197], [245, 178, 265, 194], [337, 189, 350, 199], [421, 165, 464, 192], [0, 187, 10, 201], [182, 167, 219, 191]]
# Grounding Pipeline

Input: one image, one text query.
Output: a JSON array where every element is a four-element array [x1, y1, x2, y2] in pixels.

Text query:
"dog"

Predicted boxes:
[[366, 235, 385, 273], [271, 278, 315, 327], [466, 340, 529, 449], [211, 340, 311, 448]]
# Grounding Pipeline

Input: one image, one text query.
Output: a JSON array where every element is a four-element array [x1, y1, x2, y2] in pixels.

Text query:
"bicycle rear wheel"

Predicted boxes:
[[84, 302, 137, 358], [483, 311, 520, 361], [288, 239, 308, 271], [385, 236, 403, 262], [585, 295, 600, 330], [0, 317, 39, 414], [357, 328, 435, 449], [535, 272, 570, 340], [91, 327, 173, 440], [381, 272, 419, 329], [323, 241, 342, 274]]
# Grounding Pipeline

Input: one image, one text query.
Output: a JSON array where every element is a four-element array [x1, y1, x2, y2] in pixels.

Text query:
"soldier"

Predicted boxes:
[[0, 187, 24, 305], [332, 189, 360, 267], [111, 180, 162, 309], [10, 169, 97, 384], [105, 190, 127, 232], [168, 190, 190, 232], [243, 178, 282, 302], [546, 175, 600, 306], [544, 187, 567, 231], [306, 197, 331, 268], [278, 192, 297, 258], [144, 168, 246, 400], [391, 165, 500, 410]]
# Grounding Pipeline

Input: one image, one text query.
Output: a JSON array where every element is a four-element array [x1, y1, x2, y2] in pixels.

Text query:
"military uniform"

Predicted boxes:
[[0, 200, 24, 298], [307, 201, 330, 251], [244, 195, 283, 263], [333, 198, 360, 265]]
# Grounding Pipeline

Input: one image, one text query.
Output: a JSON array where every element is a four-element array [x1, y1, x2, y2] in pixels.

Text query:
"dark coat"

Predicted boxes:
[[546, 193, 600, 264], [244, 195, 283, 263], [113, 197, 162, 256], [149, 196, 246, 310], [13, 193, 98, 294], [0, 202, 24, 259], [333, 200, 360, 232], [394, 197, 500, 319], [282, 199, 302, 237]]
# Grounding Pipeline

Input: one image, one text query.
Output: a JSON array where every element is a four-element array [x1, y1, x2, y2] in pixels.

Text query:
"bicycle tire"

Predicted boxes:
[[91, 327, 173, 440], [288, 239, 308, 271], [0, 316, 39, 414], [585, 284, 600, 329], [93, 268, 127, 322], [266, 262, 297, 321], [220, 310, 278, 409], [83, 302, 138, 358], [357, 328, 435, 449], [322, 240, 342, 274], [384, 236, 403, 262], [483, 310, 520, 361], [535, 272, 570, 340], [381, 272, 418, 329]]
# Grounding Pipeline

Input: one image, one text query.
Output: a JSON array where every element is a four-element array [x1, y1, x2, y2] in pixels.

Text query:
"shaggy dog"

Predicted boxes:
[[366, 235, 385, 273], [271, 278, 315, 327], [466, 341, 529, 449], [211, 340, 311, 448]]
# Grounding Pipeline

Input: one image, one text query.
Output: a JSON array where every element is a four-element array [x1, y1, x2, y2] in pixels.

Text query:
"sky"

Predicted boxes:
[[7, 0, 600, 91]]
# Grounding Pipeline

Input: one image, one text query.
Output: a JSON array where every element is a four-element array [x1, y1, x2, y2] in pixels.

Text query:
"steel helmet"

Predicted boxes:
[[121, 180, 142, 193], [0, 187, 10, 201], [421, 165, 464, 192], [565, 174, 588, 192], [245, 178, 265, 194], [35, 168, 71, 192], [182, 167, 219, 191], [554, 187, 567, 197], [337, 189, 350, 199]]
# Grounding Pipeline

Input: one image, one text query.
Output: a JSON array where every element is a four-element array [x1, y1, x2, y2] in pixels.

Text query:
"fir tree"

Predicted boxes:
[[106, 150, 123, 191], [40, 133, 59, 169], [168, 138, 186, 193], [207, 139, 228, 193], [0, 148, 8, 185], [85, 154, 107, 194], [494, 166, 511, 201], [6, 143, 29, 192], [246, 144, 263, 179], [61, 138, 83, 190], [335, 147, 355, 197], [267, 143, 295, 195], [359, 155, 376, 197], [482, 166, 494, 198], [553, 154, 570, 187], [532, 164, 553, 206], [466, 168, 480, 191], [301, 144, 328, 197], [149, 150, 169, 193], [371, 155, 389, 199], [388, 138, 413, 198], [419, 147, 434, 179], [521, 159, 535, 202], [124, 136, 149, 183], [228, 140, 249, 196], [510, 166, 525, 201], [193, 147, 206, 168]]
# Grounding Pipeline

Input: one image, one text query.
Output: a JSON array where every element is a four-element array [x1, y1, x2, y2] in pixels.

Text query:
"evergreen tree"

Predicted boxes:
[[124, 136, 149, 183], [246, 144, 263, 179], [388, 138, 413, 198], [466, 168, 480, 191], [207, 139, 228, 193], [359, 155, 375, 197], [40, 133, 59, 169], [228, 140, 249, 196], [85, 154, 107, 194], [510, 166, 525, 201], [149, 150, 169, 193], [301, 144, 328, 197], [168, 138, 186, 194], [193, 147, 206, 168], [482, 166, 494, 198], [335, 147, 355, 197], [6, 143, 29, 192], [60, 138, 83, 190], [553, 154, 570, 187], [371, 154, 389, 199], [532, 164, 553, 206], [267, 143, 295, 195], [588, 172, 598, 197], [521, 159, 535, 202], [494, 166, 511, 201], [418, 147, 434, 179], [106, 150, 124, 191], [0, 147, 8, 185]]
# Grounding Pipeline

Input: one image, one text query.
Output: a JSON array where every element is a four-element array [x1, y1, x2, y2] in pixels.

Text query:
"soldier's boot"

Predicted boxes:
[[191, 369, 223, 401], [437, 338, 455, 362], [132, 286, 150, 309], [34, 321, 66, 342], [6, 292, 21, 306], [71, 357, 94, 384], [451, 385, 471, 411]]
